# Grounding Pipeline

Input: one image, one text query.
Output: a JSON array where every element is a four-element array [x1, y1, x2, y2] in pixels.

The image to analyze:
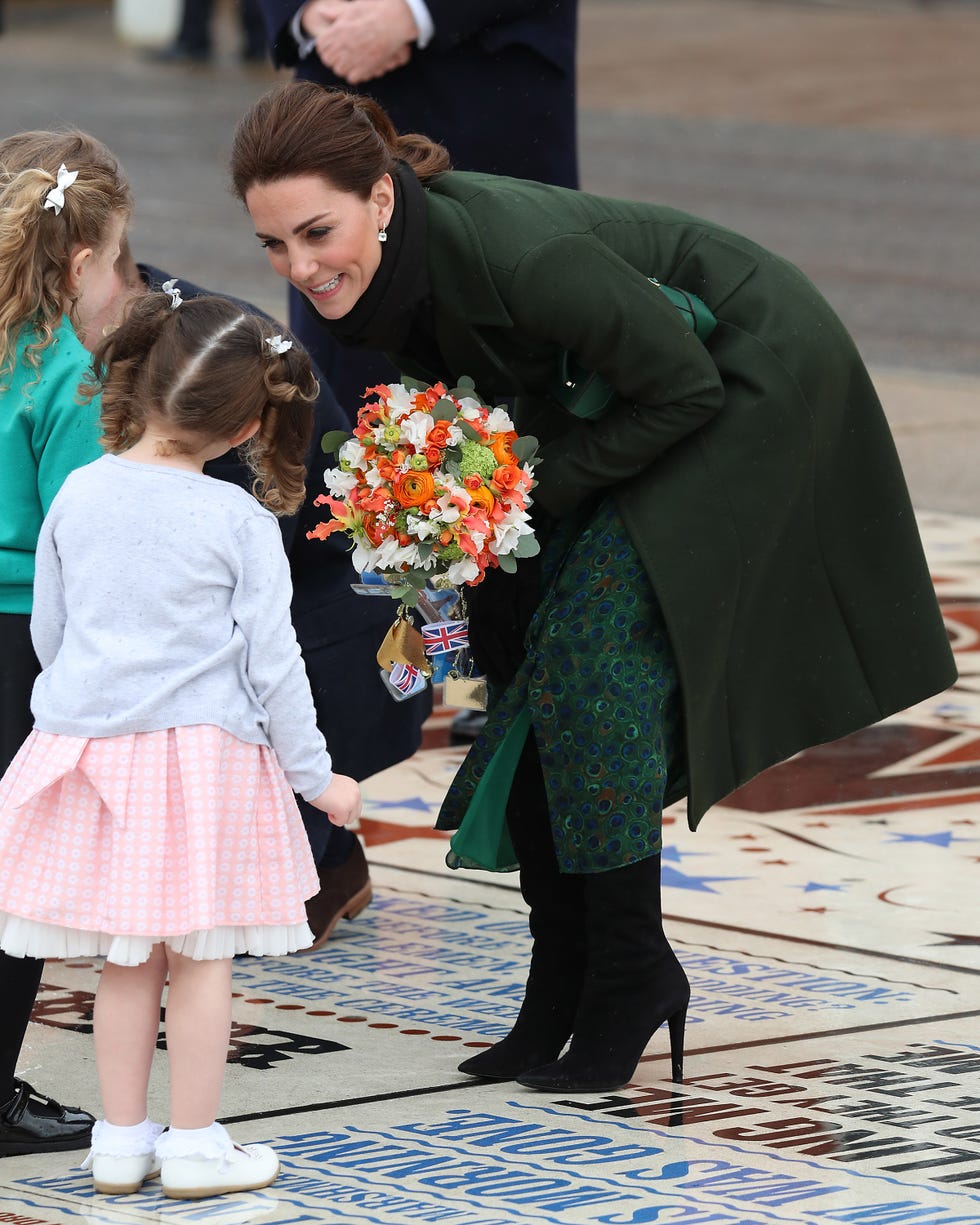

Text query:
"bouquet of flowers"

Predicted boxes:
[[309, 377, 540, 608]]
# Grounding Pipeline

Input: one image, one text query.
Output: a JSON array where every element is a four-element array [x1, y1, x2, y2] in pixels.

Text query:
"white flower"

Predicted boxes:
[[385, 384, 415, 419], [399, 411, 434, 451], [485, 405, 517, 433], [339, 438, 366, 468], [491, 507, 535, 557], [447, 555, 481, 585], [323, 466, 358, 497]]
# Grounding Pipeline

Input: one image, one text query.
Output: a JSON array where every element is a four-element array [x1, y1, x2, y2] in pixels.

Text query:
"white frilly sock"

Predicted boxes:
[[82, 1116, 165, 1164], [156, 1120, 235, 1161]]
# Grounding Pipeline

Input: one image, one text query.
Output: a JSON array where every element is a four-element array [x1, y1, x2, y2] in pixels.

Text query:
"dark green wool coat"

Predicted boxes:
[[391, 172, 957, 829]]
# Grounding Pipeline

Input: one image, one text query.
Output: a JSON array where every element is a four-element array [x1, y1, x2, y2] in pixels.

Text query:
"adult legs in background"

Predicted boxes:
[[238, 0, 266, 61], [174, 0, 213, 60], [458, 732, 587, 1080], [0, 612, 94, 1156]]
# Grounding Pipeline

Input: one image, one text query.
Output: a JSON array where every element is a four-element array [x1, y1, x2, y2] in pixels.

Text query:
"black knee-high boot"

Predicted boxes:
[[517, 853, 689, 1093], [458, 735, 586, 1080]]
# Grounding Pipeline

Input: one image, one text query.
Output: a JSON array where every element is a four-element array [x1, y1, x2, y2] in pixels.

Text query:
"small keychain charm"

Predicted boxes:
[[443, 650, 488, 711], [377, 605, 432, 677]]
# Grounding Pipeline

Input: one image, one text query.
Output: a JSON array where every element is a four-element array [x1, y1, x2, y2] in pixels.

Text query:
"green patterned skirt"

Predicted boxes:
[[437, 498, 683, 875]]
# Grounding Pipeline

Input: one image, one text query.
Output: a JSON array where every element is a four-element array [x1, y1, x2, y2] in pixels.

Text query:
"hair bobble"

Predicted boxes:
[[265, 334, 292, 355], [43, 163, 78, 216], [161, 279, 183, 310]]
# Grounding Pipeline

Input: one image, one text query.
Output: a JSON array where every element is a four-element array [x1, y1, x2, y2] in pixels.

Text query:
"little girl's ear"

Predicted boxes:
[[229, 418, 261, 448], [66, 245, 94, 294]]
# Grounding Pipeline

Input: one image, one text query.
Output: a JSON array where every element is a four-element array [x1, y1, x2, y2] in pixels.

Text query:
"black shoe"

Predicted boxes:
[[0, 1080, 94, 1156]]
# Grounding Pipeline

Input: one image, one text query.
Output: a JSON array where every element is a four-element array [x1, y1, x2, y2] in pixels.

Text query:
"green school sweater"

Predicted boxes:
[[0, 315, 103, 613]]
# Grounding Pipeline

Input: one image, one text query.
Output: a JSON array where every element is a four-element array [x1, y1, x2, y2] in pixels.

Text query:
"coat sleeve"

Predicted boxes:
[[508, 233, 725, 518]]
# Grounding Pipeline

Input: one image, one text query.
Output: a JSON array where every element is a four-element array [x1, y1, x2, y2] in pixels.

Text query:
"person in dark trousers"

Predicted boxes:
[[229, 81, 957, 1094], [157, 0, 267, 63]]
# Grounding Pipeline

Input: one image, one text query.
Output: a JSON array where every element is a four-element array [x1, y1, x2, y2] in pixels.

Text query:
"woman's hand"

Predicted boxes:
[[308, 774, 362, 827]]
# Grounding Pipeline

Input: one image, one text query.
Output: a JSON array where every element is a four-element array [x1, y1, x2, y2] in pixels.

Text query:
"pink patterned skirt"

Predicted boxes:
[[0, 726, 319, 965]]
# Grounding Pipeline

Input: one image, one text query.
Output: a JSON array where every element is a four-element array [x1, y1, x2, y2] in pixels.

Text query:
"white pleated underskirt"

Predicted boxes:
[[0, 911, 314, 966]]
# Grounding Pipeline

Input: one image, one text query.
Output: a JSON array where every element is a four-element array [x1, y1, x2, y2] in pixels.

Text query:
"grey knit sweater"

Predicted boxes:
[[30, 454, 334, 801]]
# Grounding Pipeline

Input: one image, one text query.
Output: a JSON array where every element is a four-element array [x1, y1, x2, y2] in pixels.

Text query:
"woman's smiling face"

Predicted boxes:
[[245, 173, 394, 320]]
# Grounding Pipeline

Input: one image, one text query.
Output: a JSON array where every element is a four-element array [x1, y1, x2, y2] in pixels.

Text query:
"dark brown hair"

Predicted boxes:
[[0, 129, 131, 382], [89, 293, 317, 516], [229, 81, 451, 202]]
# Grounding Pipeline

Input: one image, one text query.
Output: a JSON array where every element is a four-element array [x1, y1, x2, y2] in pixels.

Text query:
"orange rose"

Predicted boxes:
[[427, 421, 451, 447], [395, 470, 436, 507], [492, 465, 521, 493], [491, 431, 518, 465], [424, 445, 442, 466]]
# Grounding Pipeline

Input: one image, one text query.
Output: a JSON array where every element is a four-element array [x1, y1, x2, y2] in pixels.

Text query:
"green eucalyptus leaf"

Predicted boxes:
[[511, 436, 539, 462], [497, 553, 518, 574], [459, 420, 484, 442], [321, 430, 351, 456], [513, 535, 541, 558]]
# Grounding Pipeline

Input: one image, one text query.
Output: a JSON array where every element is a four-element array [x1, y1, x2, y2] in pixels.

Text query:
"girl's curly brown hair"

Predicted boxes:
[[88, 292, 318, 516]]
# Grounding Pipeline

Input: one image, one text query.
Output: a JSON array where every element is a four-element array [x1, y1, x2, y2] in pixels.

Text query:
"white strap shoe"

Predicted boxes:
[[157, 1124, 279, 1200]]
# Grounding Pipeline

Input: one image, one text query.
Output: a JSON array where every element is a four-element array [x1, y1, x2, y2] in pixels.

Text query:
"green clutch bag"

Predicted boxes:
[[554, 278, 717, 421]]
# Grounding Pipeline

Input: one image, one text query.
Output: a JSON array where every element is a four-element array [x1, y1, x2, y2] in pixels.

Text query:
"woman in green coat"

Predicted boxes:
[[230, 81, 957, 1093]]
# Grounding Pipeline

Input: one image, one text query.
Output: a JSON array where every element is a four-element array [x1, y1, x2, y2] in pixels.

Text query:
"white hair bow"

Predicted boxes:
[[161, 279, 183, 310], [265, 335, 292, 355], [43, 164, 79, 216]]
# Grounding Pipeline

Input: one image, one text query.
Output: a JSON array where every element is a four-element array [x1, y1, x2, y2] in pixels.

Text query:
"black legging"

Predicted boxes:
[[0, 612, 43, 1100]]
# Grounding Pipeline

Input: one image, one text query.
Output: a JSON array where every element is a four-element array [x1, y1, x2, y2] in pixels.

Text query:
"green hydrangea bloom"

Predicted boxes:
[[459, 440, 496, 481]]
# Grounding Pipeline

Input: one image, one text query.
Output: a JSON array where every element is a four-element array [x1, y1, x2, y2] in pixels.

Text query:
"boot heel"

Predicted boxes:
[[667, 1004, 687, 1083]]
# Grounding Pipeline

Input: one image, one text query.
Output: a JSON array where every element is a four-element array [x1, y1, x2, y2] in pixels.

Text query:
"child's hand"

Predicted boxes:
[[309, 774, 362, 827]]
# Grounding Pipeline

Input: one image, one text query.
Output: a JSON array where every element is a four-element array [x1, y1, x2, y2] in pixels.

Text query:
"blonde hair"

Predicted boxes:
[[0, 129, 131, 386], [89, 292, 318, 517], [230, 81, 451, 202]]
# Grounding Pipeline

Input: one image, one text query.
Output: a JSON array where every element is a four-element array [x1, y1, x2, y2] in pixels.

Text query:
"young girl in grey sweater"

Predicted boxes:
[[0, 291, 360, 1200]]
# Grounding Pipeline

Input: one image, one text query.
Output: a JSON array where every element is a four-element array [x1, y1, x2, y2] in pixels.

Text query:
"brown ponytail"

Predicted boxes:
[[230, 81, 451, 202]]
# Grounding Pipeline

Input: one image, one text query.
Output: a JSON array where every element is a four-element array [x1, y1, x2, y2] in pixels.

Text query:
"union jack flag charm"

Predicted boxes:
[[421, 619, 470, 657], [380, 662, 429, 702]]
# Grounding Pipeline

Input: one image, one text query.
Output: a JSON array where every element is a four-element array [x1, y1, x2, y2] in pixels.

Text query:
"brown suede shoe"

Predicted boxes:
[[301, 838, 373, 951]]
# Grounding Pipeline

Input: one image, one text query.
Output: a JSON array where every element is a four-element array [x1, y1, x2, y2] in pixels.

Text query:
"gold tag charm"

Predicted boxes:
[[444, 672, 488, 711], [377, 606, 432, 677]]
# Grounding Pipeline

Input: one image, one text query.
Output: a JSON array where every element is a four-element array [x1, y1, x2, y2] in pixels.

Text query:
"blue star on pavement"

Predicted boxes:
[[885, 831, 974, 848], [365, 796, 438, 813], [661, 846, 711, 864], [794, 881, 846, 893], [661, 864, 748, 893]]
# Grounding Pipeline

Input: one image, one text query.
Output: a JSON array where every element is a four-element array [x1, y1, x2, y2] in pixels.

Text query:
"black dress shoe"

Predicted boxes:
[[0, 1080, 94, 1156], [300, 838, 373, 952]]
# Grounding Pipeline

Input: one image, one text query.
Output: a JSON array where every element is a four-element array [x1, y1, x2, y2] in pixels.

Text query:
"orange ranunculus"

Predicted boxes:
[[491, 430, 518, 465], [492, 465, 521, 493], [394, 470, 436, 507], [469, 485, 496, 514]]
